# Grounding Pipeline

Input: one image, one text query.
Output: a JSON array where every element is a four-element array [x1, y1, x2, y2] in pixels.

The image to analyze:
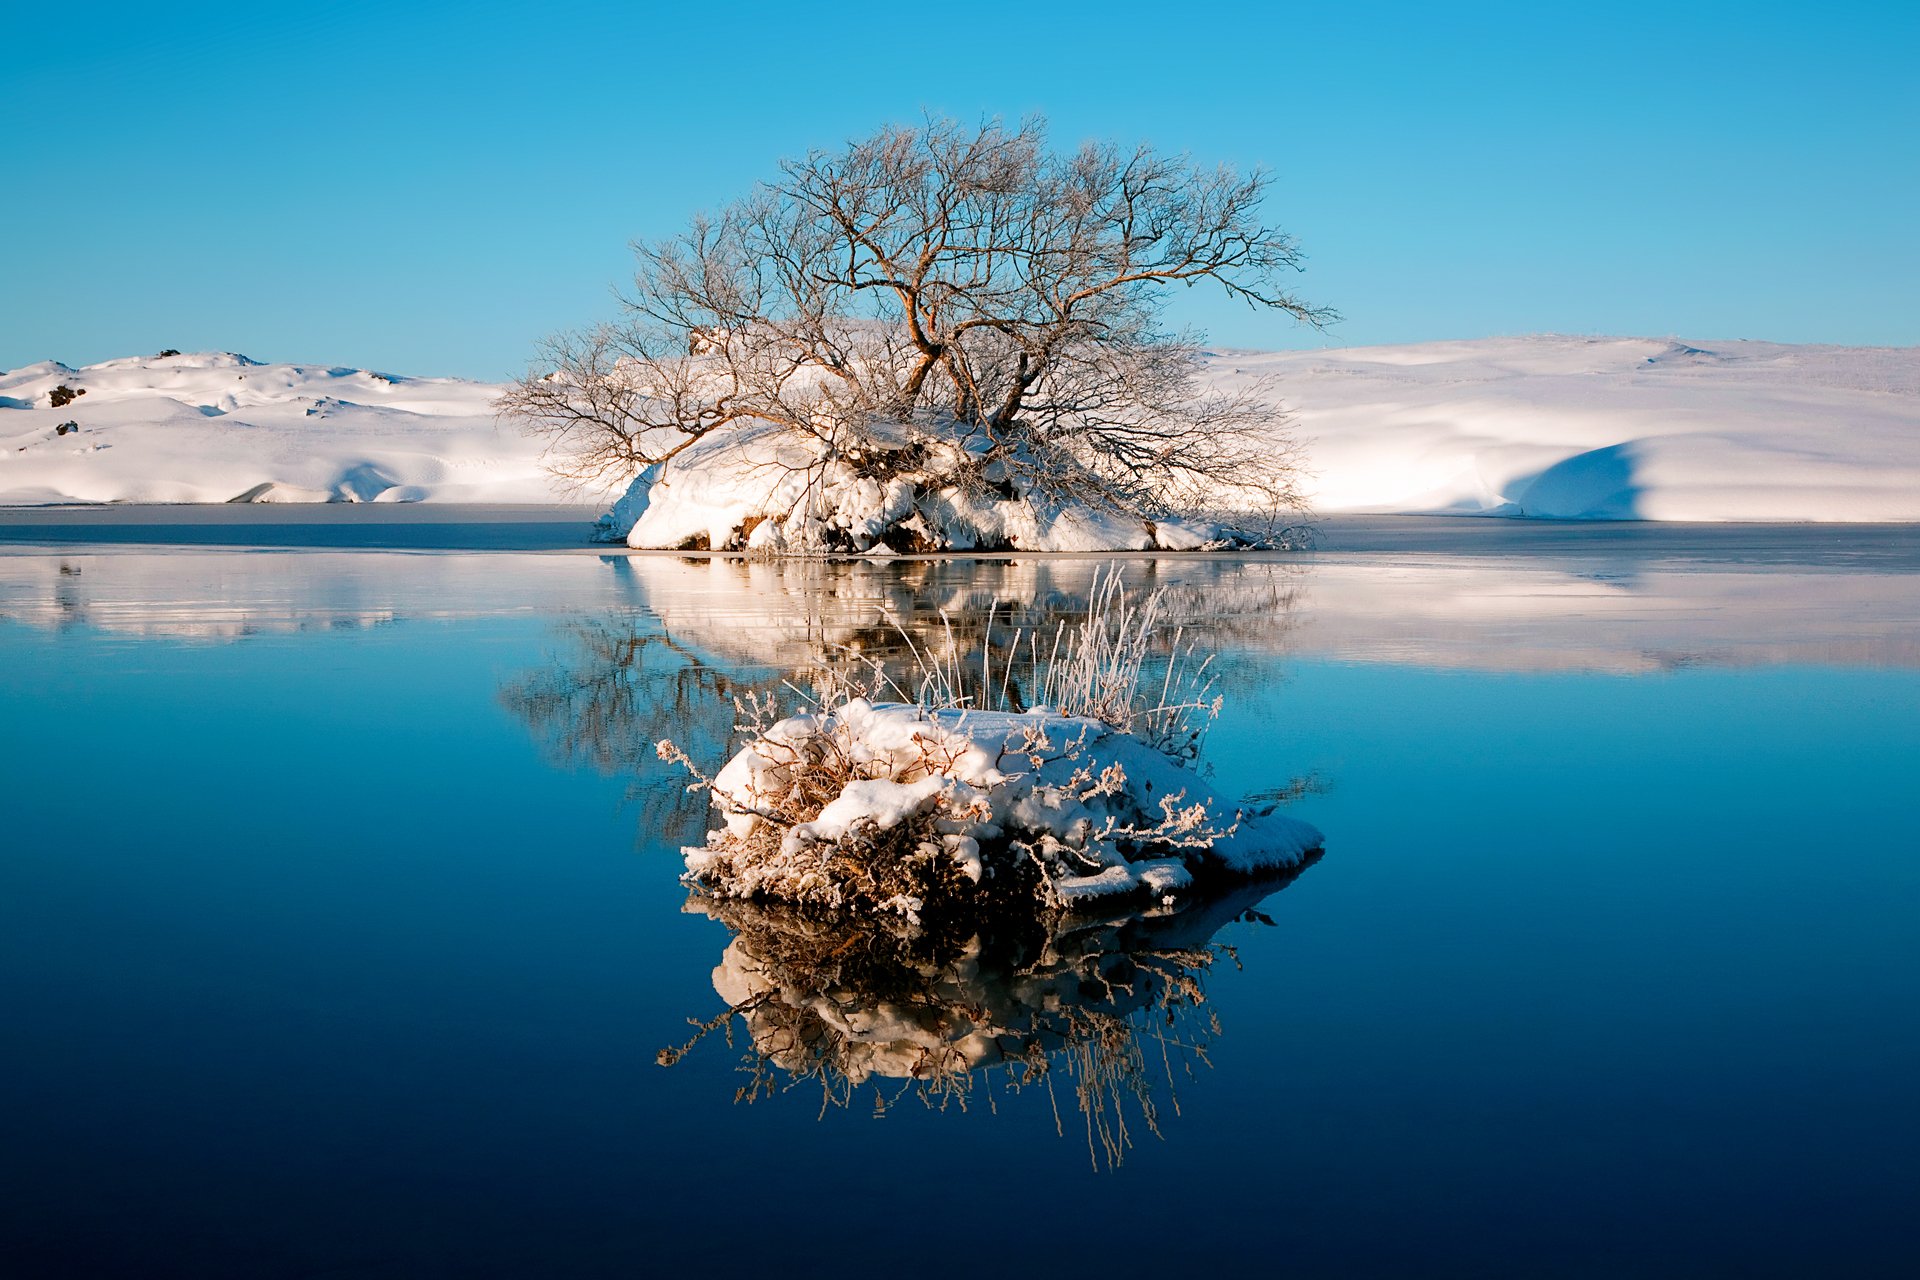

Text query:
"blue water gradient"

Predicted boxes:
[[2, 556, 1917, 1277]]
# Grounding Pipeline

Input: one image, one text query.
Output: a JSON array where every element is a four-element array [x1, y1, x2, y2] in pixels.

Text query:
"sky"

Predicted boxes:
[[3, 0, 1915, 380]]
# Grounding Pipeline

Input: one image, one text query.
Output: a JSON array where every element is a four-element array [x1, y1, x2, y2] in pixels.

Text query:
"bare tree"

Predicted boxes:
[[501, 116, 1332, 529], [493, 323, 757, 492]]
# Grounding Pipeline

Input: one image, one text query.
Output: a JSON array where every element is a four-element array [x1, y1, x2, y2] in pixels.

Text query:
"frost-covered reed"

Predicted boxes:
[[851, 566, 1223, 762]]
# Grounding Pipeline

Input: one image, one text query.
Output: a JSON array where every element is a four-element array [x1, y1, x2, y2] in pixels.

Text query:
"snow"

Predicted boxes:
[[683, 697, 1323, 919], [613, 334, 1920, 543], [0, 351, 557, 505], [6, 336, 1917, 525], [1221, 335, 1920, 522], [611, 417, 1183, 552]]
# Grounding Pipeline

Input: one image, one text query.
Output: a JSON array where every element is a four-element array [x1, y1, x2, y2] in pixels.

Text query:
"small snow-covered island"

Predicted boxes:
[[662, 572, 1322, 921]]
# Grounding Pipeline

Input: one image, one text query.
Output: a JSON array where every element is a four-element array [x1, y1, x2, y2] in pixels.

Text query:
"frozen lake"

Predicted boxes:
[[3, 541, 1918, 1276]]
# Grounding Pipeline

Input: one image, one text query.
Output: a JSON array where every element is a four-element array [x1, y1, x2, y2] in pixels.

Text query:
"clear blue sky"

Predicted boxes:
[[4, 0, 1914, 379]]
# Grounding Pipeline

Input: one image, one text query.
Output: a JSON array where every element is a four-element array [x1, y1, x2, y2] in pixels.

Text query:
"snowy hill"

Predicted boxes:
[[0, 351, 556, 505], [1229, 335, 1920, 521], [3, 337, 1916, 520]]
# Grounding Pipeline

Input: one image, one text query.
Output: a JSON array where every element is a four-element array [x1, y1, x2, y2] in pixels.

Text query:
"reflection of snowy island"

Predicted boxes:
[[668, 869, 1315, 1166]]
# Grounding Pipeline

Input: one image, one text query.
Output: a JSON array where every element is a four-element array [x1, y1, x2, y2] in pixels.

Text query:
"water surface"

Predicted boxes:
[[3, 550, 1917, 1277]]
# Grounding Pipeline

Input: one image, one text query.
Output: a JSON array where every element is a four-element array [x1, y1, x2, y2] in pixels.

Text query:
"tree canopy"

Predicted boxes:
[[501, 117, 1331, 534]]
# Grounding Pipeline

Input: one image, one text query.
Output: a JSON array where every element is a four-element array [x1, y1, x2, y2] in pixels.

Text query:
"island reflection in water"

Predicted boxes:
[[664, 868, 1315, 1168], [498, 557, 1307, 832], [495, 560, 1322, 1166]]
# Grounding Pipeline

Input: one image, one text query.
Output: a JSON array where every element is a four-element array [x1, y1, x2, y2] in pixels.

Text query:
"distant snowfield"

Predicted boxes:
[[1227, 336, 1920, 521], [3, 336, 1916, 520], [0, 352, 556, 506]]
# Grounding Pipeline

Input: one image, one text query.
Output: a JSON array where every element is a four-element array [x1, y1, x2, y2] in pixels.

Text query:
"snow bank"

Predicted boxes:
[[679, 698, 1321, 920], [0, 351, 556, 504], [603, 334, 1920, 540]]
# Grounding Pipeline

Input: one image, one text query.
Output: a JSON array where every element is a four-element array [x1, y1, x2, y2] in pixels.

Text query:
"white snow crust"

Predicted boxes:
[[612, 334, 1920, 543]]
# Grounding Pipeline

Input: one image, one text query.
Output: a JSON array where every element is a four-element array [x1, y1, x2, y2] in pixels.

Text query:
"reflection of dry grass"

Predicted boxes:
[[812, 559, 1305, 717], [1245, 770, 1332, 808], [662, 865, 1316, 1169]]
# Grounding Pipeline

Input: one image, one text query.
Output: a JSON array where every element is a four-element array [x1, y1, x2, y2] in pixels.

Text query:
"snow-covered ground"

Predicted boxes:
[[1236, 335, 1920, 521], [0, 351, 555, 505], [4, 336, 1916, 521]]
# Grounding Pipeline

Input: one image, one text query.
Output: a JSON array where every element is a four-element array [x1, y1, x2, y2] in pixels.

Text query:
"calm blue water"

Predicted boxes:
[[2, 552, 1918, 1277]]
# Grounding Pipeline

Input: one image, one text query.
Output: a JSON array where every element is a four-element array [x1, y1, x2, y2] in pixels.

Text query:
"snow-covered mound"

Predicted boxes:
[[604, 417, 1226, 552], [1229, 335, 1920, 521], [679, 698, 1322, 921], [0, 351, 555, 504]]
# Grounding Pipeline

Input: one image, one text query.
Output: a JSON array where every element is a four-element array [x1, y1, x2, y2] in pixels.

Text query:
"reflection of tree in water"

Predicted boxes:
[[498, 556, 1306, 838], [662, 865, 1316, 1169], [499, 615, 777, 837], [496, 558, 1322, 1161]]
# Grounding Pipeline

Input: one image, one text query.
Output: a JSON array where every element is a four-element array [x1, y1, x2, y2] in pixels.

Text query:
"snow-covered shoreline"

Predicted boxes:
[[5, 335, 1917, 525]]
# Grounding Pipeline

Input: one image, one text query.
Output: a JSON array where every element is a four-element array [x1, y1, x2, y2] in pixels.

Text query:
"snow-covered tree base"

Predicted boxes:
[[594, 421, 1281, 552], [670, 698, 1322, 923]]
